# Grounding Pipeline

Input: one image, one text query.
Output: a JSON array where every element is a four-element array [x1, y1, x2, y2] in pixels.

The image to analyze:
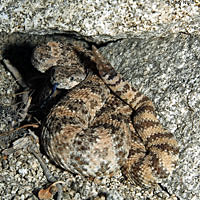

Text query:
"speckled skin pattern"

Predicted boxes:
[[32, 41, 179, 186]]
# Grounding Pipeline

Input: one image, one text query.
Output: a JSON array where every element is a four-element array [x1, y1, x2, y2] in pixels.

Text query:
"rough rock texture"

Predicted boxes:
[[0, 33, 199, 199], [0, 0, 199, 43], [99, 34, 200, 200]]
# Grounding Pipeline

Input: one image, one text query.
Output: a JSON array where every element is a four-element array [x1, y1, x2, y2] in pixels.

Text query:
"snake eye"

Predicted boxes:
[[70, 76, 74, 81]]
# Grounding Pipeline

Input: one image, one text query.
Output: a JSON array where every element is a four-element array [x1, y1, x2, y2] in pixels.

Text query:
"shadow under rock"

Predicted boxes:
[[2, 43, 44, 88], [2, 43, 56, 126]]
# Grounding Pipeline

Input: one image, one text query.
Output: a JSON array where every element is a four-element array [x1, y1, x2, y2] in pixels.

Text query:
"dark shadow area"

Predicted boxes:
[[1, 43, 54, 135], [2, 43, 44, 88], [3, 43, 46, 111]]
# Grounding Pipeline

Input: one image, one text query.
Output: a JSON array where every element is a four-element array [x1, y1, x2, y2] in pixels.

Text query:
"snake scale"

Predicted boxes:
[[32, 41, 179, 187]]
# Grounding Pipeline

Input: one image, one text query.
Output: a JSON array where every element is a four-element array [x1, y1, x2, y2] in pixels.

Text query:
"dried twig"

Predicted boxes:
[[2, 59, 27, 88], [0, 123, 39, 138], [28, 142, 64, 200], [29, 146, 57, 183], [2, 59, 32, 123], [18, 96, 32, 122], [2, 136, 34, 155]]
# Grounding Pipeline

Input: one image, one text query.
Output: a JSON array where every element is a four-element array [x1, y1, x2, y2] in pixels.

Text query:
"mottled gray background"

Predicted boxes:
[[0, 1, 199, 200], [0, 0, 199, 42]]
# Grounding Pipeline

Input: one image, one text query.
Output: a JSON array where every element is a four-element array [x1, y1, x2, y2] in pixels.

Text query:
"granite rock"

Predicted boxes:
[[99, 33, 200, 200], [0, 0, 199, 43]]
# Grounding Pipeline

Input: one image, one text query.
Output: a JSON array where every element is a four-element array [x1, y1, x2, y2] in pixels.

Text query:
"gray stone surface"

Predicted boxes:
[[100, 33, 200, 200], [0, 33, 199, 199], [0, 0, 199, 43]]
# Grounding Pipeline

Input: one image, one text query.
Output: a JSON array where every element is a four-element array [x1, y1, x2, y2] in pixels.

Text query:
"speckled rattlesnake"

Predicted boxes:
[[32, 41, 179, 186]]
